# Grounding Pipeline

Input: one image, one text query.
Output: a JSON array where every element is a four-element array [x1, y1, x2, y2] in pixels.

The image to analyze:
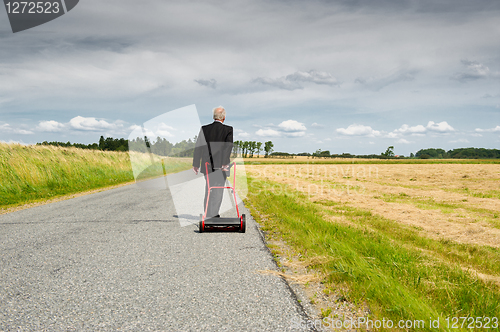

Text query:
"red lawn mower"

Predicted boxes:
[[199, 161, 246, 233]]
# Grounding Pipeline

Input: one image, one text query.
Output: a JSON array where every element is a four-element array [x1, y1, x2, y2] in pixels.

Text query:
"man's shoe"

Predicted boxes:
[[214, 215, 220, 218]]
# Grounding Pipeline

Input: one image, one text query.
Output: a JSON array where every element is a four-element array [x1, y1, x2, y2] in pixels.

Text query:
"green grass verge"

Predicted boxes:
[[245, 176, 500, 331], [313, 199, 500, 278], [0, 143, 191, 209]]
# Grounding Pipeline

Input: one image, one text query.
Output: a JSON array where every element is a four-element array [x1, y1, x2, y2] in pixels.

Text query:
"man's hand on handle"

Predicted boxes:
[[193, 165, 228, 174]]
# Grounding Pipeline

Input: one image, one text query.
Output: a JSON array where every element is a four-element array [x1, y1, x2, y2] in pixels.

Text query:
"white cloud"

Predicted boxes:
[[0, 139, 30, 145], [16, 129, 34, 135], [388, 121, 454, 138], [260, 120, 456, 142], [426, 121, 455, 133], [155, 123, 175, 138], [256, 128, 281, 137], [137, 128, 156, 138], [1, 122, 34, 135], [129, 123, 176, 139], [475, 125, 500, 133], [159, 123, 175, 131], [237, 132, 250, 138], [311, 122, 325, 128], [129, 125, 142, 132], [451, 59, 499, 82], [254, 119, 307, 138], [19, 116, 131, 138], [37, 120, 66, 132], [69, 116, 123, 132], [156, 130, 174, 138], [336, 124, 381, 137], [393, 124, 427, 135], [278, 120, 306, 132]]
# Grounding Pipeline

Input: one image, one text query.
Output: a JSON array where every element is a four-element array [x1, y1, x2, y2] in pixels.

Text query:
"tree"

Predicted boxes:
[[99, 136, 105, 150], [237, 140, 243, 157], [410, 152, 415, 158], [242, 141, 249, 158], [416, 148, 447, 159], [256, 142, 262, 158], [151, 137, 173, 156], [382, 146, 395, 157], [232, 140, 240, 158], [264, 141, 274, 157], [249, 141, 257, 157], [264, 141, 274, 158], [143, 136, 151, 150]]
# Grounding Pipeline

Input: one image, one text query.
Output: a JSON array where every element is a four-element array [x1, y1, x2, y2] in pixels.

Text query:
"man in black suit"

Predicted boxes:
[[192, 106, 233, 218]]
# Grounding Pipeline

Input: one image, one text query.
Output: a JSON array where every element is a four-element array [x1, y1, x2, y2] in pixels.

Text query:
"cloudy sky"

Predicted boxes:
[[1, 0, 499, 155]]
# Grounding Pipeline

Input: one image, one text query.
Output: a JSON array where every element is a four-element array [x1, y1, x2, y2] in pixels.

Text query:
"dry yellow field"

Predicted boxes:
[[247, 163, 500, 248], [245, 162, 500, 326]]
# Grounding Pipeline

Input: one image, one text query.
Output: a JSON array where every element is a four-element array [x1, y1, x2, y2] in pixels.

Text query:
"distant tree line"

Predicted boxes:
[[38, 138, 500, 160], [38, 136, 196, 157], [293, 147, 500, 160], [302, 147, 404, 159], [38, 137, 129, 151], [129, 136, 196, 157], [37, 141, 100, 150], [233, 141, 274, 158], [416, 148, 500, 159], [99, 136, 129, 151], [269, 152, 294, 158]]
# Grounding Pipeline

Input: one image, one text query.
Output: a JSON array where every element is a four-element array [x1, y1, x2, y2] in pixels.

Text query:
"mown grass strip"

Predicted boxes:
[[373, 193, 500, 228], [448, 187, 500, 200], [373, 181, 500, 202], [0, 143, 191, 209], [245, 177, 500, 331]]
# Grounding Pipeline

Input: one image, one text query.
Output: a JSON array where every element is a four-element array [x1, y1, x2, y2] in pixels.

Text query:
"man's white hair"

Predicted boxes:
[[213, 106, 226, 120]]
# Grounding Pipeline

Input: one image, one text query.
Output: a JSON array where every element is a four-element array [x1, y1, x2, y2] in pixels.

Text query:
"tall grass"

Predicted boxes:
[[0, 143, 190, 209], [245, 177, 500, 331]]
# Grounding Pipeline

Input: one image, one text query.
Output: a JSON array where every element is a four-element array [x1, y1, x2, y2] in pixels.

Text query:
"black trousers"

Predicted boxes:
[[203, 170, 228, 218]]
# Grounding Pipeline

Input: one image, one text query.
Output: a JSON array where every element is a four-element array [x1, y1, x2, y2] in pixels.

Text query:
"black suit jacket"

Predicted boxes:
[[192, 121, 233, 174]]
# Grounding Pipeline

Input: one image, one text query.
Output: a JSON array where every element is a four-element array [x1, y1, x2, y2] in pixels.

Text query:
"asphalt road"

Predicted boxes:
[[0, 173, 313, 331]]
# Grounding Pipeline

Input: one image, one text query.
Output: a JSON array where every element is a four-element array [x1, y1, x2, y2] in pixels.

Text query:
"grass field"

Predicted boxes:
[[0, 143, 191, 210], [244, 162, 500, 331]]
